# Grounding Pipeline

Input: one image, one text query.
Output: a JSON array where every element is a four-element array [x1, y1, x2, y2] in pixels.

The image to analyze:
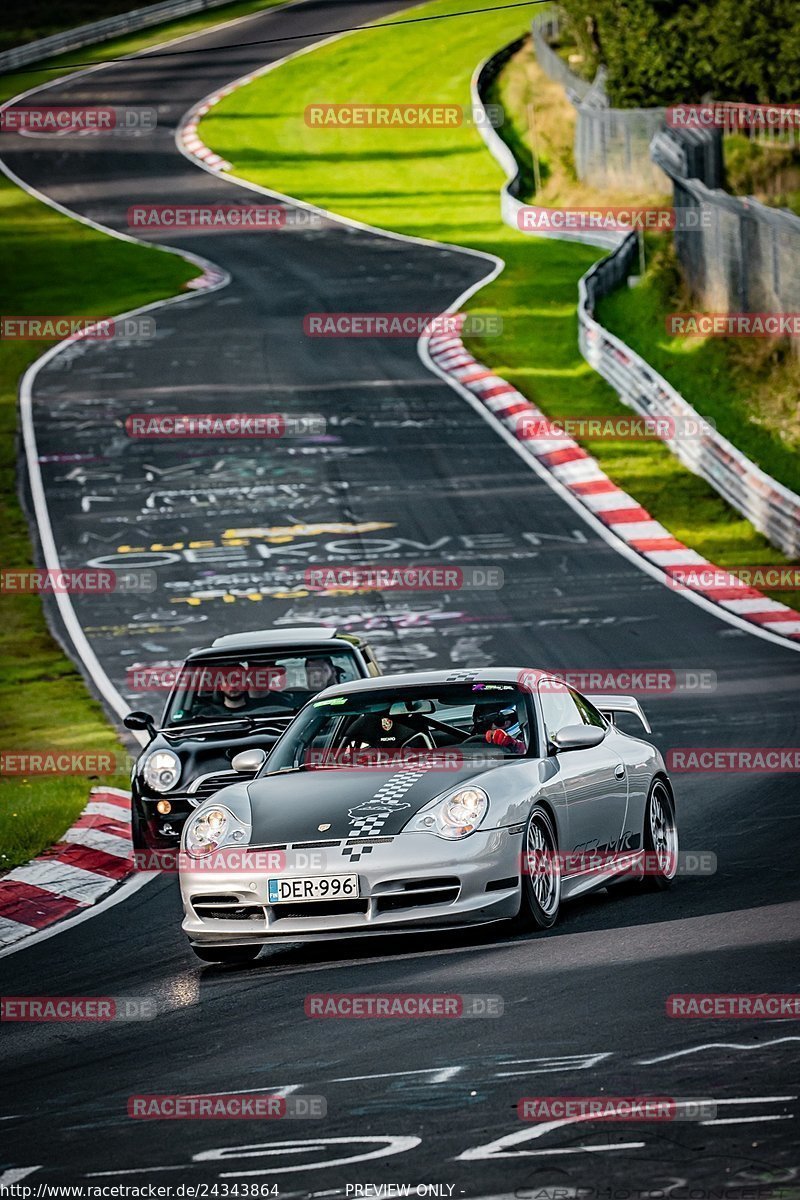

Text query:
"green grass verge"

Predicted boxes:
[[723, 132, 800, 218], [200, 0, 800, 609], [0, 0, 288, 869], [597, 237, 800, 493], [0, 182, 195, 868]]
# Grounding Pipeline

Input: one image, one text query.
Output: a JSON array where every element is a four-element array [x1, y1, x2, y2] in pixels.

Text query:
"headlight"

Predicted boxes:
[[407, 786, 489, 840], [143, 749, 181, 793], [185, 807, 229, 858]]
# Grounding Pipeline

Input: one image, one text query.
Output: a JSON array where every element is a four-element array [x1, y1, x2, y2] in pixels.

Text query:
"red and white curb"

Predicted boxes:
[[181, 100, 232, 173], [428, 317, 800, 643], [0, 788, 135, 947]]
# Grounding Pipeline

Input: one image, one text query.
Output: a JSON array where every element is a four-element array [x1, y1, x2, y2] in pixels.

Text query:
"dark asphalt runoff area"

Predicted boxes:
[[0, 0, 798, 1190]]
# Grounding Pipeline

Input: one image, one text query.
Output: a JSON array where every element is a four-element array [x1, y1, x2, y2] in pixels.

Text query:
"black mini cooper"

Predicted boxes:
[[125, 627, 381, 851]]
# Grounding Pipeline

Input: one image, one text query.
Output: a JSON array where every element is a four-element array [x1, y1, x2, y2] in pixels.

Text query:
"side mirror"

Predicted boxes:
[[124, 711, 156, 739], [231, 748, 267, 774], [551, 724, 606, 752]]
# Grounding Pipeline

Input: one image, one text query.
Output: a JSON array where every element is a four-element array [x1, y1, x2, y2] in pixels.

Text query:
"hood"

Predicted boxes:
[[138, 723, 291, 791], [245, 762, 499, 844]]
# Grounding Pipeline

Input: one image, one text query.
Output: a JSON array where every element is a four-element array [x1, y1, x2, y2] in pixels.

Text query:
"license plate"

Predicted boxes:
[[267, 874, 359, 903]]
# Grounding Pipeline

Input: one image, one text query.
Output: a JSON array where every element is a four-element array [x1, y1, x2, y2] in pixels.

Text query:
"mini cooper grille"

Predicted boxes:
[[374, 877, 461, 913], [191, 772, 255, 804]]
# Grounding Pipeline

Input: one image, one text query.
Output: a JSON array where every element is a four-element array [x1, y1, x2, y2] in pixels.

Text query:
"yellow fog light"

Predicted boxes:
[[156, 800, 172, 815]]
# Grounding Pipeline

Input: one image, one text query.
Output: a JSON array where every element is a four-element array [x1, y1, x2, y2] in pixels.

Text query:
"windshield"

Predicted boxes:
[[266, 682, 536, 772], [163, 651, 361, 726]]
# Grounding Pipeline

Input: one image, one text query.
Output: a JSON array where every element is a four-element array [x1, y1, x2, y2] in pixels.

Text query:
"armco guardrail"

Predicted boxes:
[[579, 245, 800, 559], [0, 0, 238, 74], [471, 46, 623, 251], [472, 39, 800, 559]]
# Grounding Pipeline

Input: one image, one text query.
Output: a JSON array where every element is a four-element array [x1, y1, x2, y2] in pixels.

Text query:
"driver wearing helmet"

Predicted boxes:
[[480, 704, 526, 754]]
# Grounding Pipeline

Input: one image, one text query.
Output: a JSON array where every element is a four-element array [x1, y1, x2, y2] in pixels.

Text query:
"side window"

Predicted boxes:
[[538, 680, 584, 744], [571, 690, 607, 729]]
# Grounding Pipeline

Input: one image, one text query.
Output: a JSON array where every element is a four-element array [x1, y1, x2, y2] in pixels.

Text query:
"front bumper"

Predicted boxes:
[[133, 791, 192, 850], [180, 827, 522, 945]]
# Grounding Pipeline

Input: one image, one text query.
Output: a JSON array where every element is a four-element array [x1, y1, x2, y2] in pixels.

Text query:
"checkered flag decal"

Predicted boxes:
[[445, 670, 478, 682], [341, 843, 375, 863], [344, 769, 429, 859]]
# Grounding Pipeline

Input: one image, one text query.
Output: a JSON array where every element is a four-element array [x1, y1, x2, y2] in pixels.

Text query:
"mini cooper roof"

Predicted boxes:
[[186, 627, 369, 660]]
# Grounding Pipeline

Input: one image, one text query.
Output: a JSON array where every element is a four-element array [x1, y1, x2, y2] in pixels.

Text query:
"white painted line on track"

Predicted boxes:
[[639, 1036, 800, 1065], [701, 1115, 794, 1125]]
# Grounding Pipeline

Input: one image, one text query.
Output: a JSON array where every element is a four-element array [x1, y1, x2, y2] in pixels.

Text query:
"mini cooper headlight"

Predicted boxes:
[[407, 786, 489, 840], [185, 807, 229, 858], [143, 749, 181, 793]]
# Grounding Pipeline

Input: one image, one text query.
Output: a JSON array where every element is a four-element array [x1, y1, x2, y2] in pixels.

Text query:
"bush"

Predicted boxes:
[[558, 0, 800, 107]]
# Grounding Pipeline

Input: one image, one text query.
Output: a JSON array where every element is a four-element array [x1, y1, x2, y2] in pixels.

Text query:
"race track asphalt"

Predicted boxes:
[[0, 0, 798, 1189]]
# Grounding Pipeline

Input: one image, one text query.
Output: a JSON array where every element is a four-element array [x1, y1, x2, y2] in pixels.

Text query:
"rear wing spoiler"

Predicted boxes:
[[586, 694, 651, 733]]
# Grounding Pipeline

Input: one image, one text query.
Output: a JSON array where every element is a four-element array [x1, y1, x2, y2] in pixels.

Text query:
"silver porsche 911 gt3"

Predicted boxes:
[[179, 669, 678, 963]]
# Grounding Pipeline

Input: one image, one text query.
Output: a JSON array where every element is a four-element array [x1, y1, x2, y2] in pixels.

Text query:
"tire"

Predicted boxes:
[[191, 945, 261, 964], [517, 806, 562, 930], [640, 778, 678, 891]]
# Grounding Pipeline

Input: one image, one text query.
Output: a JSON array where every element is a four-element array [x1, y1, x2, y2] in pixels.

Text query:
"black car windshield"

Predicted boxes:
[[162, 651, 361, 725], [266, 682, 535, 772]]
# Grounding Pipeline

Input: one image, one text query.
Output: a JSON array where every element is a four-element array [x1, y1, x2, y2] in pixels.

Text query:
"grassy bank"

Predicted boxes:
[[199, 8, 799, 606], [0, 0, 287, 868]]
